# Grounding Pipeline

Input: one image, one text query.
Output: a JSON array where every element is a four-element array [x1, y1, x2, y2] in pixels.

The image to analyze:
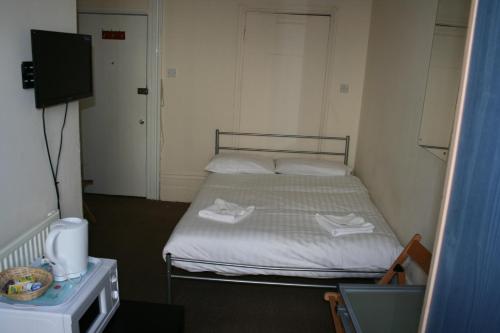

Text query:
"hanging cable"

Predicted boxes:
[[42, 102, 69, 218], [55, 102, 69, 176]]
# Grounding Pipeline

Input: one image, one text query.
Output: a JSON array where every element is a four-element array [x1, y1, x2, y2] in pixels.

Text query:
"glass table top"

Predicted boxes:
[[339, 284, 426, 333]]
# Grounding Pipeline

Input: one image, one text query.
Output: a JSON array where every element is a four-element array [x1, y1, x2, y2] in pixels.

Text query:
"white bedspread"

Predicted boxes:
[[163, 173, 402, 278]]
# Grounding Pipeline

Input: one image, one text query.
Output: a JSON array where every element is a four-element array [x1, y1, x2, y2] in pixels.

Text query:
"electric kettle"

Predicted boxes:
[[44, 217, 89, 281]]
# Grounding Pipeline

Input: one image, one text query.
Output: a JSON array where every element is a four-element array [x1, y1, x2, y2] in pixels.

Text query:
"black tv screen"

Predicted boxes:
[[31, 29, 93, 108]]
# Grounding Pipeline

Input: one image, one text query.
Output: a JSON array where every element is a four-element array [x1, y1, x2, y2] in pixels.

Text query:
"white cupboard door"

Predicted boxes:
[[419, 26, 466, 150]]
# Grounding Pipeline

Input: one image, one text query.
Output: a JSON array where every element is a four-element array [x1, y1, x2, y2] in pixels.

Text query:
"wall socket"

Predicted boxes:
[[340, 83, 350, 94]]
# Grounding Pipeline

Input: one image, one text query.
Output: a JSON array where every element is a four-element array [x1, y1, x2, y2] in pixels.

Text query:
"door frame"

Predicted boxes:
[[77, 0, 163, 200], [232, 5, 337, 156]]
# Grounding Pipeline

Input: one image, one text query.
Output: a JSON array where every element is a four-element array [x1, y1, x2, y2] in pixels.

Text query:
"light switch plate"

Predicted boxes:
[[167, 68, 176, 78]]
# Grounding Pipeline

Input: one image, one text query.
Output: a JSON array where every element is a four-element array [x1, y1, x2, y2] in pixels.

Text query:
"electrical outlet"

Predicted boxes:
[[340, 83, 350, 94]]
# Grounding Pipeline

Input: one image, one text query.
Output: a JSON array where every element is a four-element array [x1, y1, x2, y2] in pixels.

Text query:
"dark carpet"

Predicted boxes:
[[84, 194, 341, 333], [104, 300, 184, 333]]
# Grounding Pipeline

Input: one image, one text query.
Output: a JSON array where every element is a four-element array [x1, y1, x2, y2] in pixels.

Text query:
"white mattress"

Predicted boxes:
[[163, 173, 402, 278]]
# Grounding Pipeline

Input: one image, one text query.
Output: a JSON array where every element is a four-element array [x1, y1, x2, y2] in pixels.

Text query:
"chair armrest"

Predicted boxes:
[[324, 292, 345, 333]]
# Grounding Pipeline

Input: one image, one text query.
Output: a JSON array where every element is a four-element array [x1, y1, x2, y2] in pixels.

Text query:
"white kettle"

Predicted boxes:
[[44, 217, 89, 281]]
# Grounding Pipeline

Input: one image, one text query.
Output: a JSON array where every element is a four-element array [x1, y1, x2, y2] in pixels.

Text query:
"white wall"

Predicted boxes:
[[0, 0, 82, 248], [77, 0, 149, 13], [161, 0, 372, 202], [355, 0, 445, 250]]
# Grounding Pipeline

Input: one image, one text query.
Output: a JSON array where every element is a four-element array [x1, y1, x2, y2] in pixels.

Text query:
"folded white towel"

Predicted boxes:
[[198, 199, 255, 224], [315, 213, 374, 237]]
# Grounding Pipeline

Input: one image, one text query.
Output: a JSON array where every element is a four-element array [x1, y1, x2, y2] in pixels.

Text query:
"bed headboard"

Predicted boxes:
[[215, 129, 350, 165]]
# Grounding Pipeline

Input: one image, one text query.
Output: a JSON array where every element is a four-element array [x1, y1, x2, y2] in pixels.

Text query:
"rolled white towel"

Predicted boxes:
[[315, 213, 374, 237], [199, 199, 255, 224]]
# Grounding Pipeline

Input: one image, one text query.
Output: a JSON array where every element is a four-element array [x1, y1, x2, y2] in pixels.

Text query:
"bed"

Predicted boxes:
[[163, 130, 402, 302]]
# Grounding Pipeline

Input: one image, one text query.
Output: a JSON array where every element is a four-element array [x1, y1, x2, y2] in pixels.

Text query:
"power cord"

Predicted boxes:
[[55, 103, 69, 177], [42, 102, 69, 217]]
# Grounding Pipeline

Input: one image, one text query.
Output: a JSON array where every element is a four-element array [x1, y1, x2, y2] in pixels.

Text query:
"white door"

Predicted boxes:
[[238, 12, 330, 149], [78, 13, 147, 197]]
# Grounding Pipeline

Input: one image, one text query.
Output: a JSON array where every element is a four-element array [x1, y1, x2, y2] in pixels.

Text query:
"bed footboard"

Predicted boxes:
[[164, 255, 388, 305]]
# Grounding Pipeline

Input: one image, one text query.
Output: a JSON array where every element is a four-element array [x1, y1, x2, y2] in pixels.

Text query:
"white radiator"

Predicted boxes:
[[0, 211, 59, 271]]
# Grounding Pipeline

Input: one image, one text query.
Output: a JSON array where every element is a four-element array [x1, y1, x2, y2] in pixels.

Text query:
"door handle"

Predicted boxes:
[[139, 119, 145, 125]]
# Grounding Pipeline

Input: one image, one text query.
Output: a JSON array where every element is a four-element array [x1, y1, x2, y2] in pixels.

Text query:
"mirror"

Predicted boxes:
[[418, 0, 471, 160]]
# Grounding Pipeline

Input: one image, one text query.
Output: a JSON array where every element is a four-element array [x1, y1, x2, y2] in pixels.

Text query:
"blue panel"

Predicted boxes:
[[427, 0, 500, 332]]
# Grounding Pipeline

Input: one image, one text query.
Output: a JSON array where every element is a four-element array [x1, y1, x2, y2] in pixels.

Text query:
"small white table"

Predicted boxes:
[[0, 258, 119, 333]]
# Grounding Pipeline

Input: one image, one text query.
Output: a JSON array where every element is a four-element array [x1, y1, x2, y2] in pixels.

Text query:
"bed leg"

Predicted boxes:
[[166, 253, 172, 304]]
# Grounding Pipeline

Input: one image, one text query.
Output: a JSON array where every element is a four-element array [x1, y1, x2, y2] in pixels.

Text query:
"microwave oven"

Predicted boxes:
[[0, 258, 119, 333]]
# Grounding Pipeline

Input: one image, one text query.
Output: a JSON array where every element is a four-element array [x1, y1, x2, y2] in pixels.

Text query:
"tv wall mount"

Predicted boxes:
[[21, 61, 35, 89]]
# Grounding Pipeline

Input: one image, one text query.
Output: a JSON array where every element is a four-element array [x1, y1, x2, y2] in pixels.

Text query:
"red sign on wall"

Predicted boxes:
[[102, 31, 125, 40]]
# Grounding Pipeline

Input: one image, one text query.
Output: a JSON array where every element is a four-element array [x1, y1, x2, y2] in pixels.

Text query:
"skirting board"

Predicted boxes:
[[160, 174, 206, 202], [0, 210, 59, 271]]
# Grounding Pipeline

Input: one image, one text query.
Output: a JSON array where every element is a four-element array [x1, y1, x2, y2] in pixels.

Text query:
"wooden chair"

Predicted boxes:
[[323, 234, 432, 333], [378, 233, 431, 285]]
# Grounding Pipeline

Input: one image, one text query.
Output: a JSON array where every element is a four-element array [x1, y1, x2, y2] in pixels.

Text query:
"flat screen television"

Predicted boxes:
[[31, 29, 93, 108]]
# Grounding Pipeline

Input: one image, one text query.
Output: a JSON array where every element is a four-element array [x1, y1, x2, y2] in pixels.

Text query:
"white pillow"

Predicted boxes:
[[275, 158, 350, 176], [205, 153, 275, 174]]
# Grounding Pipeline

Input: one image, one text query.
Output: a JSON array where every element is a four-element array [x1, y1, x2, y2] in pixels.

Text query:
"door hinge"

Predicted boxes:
[[137, 87, 149, 95]]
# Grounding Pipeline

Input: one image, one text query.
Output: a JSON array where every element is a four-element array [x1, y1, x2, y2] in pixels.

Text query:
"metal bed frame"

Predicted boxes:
[[165, 129, 384, 304], [214, 129, 350, 165]]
